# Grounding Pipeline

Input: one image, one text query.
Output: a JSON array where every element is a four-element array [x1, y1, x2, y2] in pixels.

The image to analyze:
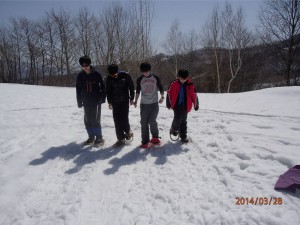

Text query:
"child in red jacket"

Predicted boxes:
[[166, 69, 199, 143]]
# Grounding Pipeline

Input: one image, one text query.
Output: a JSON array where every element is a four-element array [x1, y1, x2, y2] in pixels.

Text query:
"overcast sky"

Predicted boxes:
[[0, 0, 263, 53]]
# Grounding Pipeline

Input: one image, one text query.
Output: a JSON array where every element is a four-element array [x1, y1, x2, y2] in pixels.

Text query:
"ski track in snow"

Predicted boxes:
[[0, 84, 300, 225]]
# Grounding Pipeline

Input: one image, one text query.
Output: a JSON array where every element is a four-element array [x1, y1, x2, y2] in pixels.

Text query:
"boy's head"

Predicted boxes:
[[140, 62, 151, 72], [108, 64, 119, 75], [79, 56, 91, 67], [140, 62, 151, 77], [178, 69, 189, 81]]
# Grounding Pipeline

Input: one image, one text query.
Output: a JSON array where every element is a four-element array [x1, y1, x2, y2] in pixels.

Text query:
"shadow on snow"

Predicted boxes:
[[29, 141, 189, 175], [103, 142, 189, 175], [29, 142, 87, 166]]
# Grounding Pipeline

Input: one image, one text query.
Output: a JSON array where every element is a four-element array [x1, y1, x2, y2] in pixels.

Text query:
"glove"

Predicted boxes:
[[194, 105, 199, 111]]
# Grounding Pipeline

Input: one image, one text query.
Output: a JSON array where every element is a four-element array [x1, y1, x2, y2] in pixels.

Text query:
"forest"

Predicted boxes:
[[0, 0, 299, 93]]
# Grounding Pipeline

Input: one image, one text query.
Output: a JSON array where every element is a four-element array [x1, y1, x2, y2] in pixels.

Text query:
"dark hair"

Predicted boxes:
[[107, 64, 119, 75], [178, 69, 189, 79], [140, 62, 151, 72], [79, 55, 91, 66]]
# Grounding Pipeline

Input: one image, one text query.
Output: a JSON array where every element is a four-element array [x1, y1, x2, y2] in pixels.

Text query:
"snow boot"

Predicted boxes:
[[150, 138, 161, 145], [170, 128, 178, 136], [125, 130, 134, 142], [170, 128, 179, 141], [140, 142, 150, 149], [94, 137, 105, 146], [181, 138, 189, 144], [114, 139, 126, 147], [84, 136, 95, 145]]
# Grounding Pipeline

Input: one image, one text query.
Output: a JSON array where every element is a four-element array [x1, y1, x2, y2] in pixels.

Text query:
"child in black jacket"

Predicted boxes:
[[106, 64, 135, 146], [76, 56, 106, 145]]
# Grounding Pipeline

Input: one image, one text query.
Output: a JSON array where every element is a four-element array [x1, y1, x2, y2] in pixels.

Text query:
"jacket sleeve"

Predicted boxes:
[[76, 74, 82, 107], [106, 76, 112, 104], [136, 76, 142, 95], [193, 85, 199, 110], [166, 81, 172, 109], [194, 95, 199, 108], [128, 74, 135, 101], [155, 75, 164, 95], [99, 73, 106, 103], [166, 93, 171, 109]]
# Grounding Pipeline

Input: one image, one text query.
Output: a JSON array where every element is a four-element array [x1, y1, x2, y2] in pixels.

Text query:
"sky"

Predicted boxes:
[[0, 0, 263, 52]]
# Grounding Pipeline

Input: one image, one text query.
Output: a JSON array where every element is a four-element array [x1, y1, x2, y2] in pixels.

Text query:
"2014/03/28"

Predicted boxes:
[[235, 197, 283, 205]]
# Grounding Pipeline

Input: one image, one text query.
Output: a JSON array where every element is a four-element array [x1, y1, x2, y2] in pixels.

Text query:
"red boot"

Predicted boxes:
[[140, 143, 150, 149], [150, 138, 161, 145]]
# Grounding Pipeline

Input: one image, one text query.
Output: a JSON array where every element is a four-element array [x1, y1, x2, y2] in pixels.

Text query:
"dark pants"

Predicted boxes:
[[112, 101, 130, 140], [140, 103, 159, 144], [171, 107, 188, 139], [84, 105, 102, 138]]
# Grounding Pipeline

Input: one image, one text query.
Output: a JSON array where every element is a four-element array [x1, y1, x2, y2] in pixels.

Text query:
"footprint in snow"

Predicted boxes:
[[290, 127, 300, 131], [239, 162, 249, 170], [252, 125, 273, 129], [207, 142, 219, 148], [227, 135, 233, 141]]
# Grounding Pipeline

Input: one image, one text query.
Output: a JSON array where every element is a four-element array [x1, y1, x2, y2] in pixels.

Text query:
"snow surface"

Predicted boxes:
[[0, 83, 300, 225]]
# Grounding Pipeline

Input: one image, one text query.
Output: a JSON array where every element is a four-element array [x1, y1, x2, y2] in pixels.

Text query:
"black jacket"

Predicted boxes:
[[76, 67, 106, 107], [106, 71, 135, 104]]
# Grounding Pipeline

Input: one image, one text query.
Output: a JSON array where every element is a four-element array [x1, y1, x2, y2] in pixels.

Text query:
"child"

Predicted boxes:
[[106, 64, 135, 146], [76, 56, 106, 146], [166, 69, 199, 143], [134, 62, 164, 148]]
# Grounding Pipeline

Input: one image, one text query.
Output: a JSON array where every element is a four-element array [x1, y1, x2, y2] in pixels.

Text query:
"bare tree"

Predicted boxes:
[[96, 0, 154, 74], [2, 26, 19, 83], [131, 0, 154, 62], [0, 26, 11, 83], [201, 6, 224, 93], [18, 17, 39, 84], [75, 8, 94, 57], [49, 9, 75, 86], [0, 1, 156, 86], [44, 14, 60, 85], [10, 18, 24, 82], [223, 3, 252, 93], [113, 4, 132, 68], [183, 29, 200, 72], [91, 17, 105, 66], [163, 19, 183, 77], [201, 3, 252, 93], [100, 5, 118, 65], [257, 0, 300, 85], [35, 19, 51, 85]]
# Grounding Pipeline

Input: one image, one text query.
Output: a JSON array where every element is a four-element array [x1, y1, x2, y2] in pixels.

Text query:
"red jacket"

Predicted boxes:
[[167, 78, 198, 112]]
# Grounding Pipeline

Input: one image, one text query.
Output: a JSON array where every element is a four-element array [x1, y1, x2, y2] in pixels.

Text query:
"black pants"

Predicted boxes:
[[140, 103, 159, 144], [171, 107, 188, 139], [112, 101, 130, 140], [84, 105, 102, 138]]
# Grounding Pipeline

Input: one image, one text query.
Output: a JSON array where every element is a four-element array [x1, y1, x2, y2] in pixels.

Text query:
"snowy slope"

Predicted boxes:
[[0, 84, 299, 225]]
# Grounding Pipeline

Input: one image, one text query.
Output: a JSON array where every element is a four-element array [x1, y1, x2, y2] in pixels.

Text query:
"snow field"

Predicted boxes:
[[0, 84, 300, 225]]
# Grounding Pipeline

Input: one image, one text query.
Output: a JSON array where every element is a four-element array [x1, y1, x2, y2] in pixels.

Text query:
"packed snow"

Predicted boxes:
[[0, 83, 299, 225]]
